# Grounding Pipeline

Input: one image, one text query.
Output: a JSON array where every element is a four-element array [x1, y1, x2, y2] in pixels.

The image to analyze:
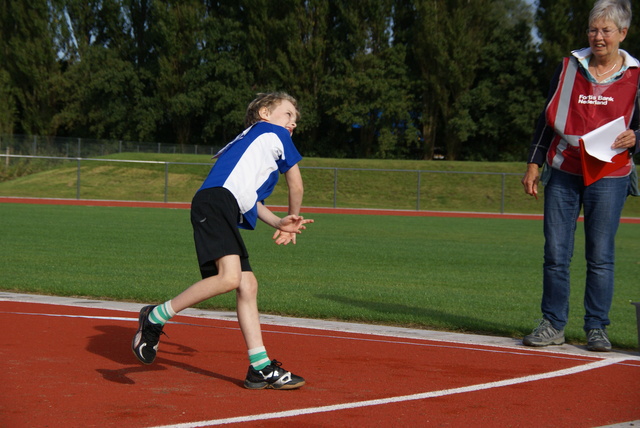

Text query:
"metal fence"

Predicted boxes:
[[0, 154, 533, 214], [0, 134, 221, 157], [3, 135, 639, 217]]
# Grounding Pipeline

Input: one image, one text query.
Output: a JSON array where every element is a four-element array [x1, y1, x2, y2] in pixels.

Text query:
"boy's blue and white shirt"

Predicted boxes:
[[199, 121, 302, 230]]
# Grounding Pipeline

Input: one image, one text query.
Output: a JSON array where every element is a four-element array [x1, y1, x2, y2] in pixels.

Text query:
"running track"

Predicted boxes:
[[1, 293, 639, 427], [2, 197, 640, 427]]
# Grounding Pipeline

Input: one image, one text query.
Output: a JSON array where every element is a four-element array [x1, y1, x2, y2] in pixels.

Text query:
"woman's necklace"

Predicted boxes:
[[594, 58, 619, 77]]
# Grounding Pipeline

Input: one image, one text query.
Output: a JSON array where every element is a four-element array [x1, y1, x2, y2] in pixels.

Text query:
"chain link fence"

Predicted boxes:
[[4, 134, 638, 217], [0, 134, 221, 157], [0, 155, 539, 215]]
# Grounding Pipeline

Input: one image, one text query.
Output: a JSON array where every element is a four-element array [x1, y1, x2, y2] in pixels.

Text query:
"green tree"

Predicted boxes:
[[322, 0, 413, 158], [403, 0, 494, 160], [535, 0, 592, 81], [236, 0, 331, 153], [0, 69, 16, 134], [1, 0, 583, 160], [623, 1, 640, 57], [53, 46, 146, 140], [198, 0, 255, 144], [268, 0, 330, 155], [455, 0, 543, 161], [53, 0, 155, 140], [150, 0, 212, 146], [0, 0, 61, 135]]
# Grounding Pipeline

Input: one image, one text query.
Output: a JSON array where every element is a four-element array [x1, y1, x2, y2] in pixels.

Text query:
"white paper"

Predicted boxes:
[[581, 116, 627, 163]]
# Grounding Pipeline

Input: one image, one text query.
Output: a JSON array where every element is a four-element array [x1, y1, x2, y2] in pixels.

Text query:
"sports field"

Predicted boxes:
[[1, 197, 639, 427]]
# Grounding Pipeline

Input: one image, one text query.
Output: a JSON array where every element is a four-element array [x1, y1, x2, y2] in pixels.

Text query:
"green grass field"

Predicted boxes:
[[2, 202, 639, 350]]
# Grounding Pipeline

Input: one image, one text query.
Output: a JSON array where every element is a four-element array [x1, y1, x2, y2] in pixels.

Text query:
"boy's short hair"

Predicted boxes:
[[245, 92, 300, 128]]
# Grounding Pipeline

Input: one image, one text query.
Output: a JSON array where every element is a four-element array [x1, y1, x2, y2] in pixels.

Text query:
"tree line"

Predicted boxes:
[[1, 0, 639, 161]]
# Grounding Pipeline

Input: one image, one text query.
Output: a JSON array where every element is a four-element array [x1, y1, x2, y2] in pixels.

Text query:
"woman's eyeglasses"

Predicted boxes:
[[586, 28, 619, 38]]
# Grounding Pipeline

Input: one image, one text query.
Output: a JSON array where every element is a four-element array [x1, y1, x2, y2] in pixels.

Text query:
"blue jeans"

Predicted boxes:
[[542, 169, 629, 332]]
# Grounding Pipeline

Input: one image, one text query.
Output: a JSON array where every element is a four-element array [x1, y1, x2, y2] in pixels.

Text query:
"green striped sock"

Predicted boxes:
[[148, 301, 176, 325], [248, 346, 270, 370]]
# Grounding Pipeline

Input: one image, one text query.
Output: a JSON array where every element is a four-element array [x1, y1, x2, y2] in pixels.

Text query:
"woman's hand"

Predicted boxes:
[[612, 129, 636, 150], [522, 163, 540, 200]]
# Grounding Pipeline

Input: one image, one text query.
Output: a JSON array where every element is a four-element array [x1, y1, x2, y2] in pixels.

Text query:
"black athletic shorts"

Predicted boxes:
[[191, 187, 251, 278]]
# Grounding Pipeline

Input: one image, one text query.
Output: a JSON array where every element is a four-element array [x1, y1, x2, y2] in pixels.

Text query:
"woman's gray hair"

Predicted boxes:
[[589, 0, 632, 29]]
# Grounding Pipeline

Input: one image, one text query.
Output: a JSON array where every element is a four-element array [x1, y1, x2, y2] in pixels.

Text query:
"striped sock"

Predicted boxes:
[[248, 346, 270, 370], [148, 301, 176, 326]]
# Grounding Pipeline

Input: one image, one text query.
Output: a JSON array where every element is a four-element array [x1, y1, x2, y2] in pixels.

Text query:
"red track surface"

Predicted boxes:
[[2, 196, 535, 219], [3, 195, 640, 223], [2, 299, 639, 427]]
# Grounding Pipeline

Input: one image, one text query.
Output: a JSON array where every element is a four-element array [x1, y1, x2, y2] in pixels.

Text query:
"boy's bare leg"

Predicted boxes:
[[167, 255, 264, 349], [170, 255, 243, 312], [236, 271, 264, 350], [238, 269, 305, 390]]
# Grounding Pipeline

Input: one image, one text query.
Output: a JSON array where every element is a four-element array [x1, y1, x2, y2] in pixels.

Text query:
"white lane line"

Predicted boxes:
[[147, 358, 622, 428], [3, 294, 638, 362], [0, 311, 613, 363], [0, 311, 134, 322]]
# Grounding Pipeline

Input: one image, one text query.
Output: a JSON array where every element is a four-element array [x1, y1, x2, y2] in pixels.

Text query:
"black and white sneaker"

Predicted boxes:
[[132, 305, 165, 364], [244, 360, 305, 390]]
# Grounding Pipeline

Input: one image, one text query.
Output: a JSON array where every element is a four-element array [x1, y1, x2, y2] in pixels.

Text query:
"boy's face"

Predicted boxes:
[[259, 100, 298, 136]]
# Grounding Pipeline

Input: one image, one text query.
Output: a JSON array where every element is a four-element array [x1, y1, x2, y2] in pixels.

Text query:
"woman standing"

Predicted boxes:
[[521, 0, 639, 352]]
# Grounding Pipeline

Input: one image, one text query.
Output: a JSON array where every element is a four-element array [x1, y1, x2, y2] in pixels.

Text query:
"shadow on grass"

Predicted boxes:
[[314, 293, 524, 338]]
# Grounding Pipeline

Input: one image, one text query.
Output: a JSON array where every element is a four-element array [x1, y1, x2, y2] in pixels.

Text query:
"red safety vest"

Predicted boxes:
[[545, 56, 639, 177]]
